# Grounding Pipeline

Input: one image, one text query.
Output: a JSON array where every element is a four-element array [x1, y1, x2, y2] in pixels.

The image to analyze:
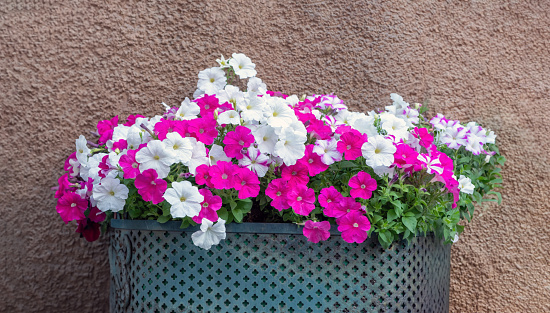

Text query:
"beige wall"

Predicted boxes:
[[1, 1, 548, 312]]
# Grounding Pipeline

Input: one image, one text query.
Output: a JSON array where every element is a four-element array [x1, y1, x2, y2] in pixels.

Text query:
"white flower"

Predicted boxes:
[[164, 181, 204, 218], [208, 144, 231, 165], [127, 125, 149, 149], [175, 98, 200, 121], [76, 135, 91, 165], [312, 138, 342, 165], [247, 77, 267, 94], [191, 218, 227, 250], [402, 107, 420, 126], [197, 67, 226, 94], [163, 133, 193, 164], [417, 154, 444, 175], [264, 98, 295, 128], [458, 175, 475, 194], [93, 177, 129, 212], [80, 153, 107, 182], [229, 53, 256, 79], [380, 113, 408, 141], [111, 125, 130, 142], [185, 139, 210, 175], [216, 54, 230, 68], [440, 125, 468, 149], [486, 130, 496, 144], [239, 96, 267, 122], [238, 147, 270, 177], [217, 85, 245, 108], [452, 233, 459, 243], [371, 165, 395, 178], [253, 125, 278, 154], [464, 134, 484, 155], [135, 140, 177, 178], [361, 135, 396, 168], [351, 115, 378, 138], [67, 157, 80, 177], [217, 110, 241, 125], [274, 128, 306, 166]]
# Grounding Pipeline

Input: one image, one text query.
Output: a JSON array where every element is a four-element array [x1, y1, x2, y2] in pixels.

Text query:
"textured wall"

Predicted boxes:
[[1, 0, 548, 312]]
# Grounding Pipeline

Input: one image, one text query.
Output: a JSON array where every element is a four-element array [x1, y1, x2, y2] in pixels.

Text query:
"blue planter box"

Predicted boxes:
[[110, 220, 450, 313]]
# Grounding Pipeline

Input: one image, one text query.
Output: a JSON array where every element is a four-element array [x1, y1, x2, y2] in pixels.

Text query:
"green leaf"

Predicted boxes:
[[387, 209, 398, 222], [339, 161, 358, 169], [217, 207, 229, 221], [229, 201, 237, 210], [402, 216, 417, 233], [157, 215, 170, 224], [486, 191, 503, 205], [370, 214, 383, 224], [232, 209, 244, 223]]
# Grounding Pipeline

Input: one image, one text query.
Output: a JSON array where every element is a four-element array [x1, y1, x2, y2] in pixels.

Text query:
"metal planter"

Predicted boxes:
[[110, 220, 450, 313]]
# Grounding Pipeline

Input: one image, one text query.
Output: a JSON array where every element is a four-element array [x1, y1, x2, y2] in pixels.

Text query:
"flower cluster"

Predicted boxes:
[[55, 53, 504, 248]]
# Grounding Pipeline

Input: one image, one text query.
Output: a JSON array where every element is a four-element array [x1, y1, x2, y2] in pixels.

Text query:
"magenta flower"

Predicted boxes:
[[223, 126, 254, 160], [337, 131, 367, 161], [57, 192, 88, 224], [337, 211, 371, 243], [195, 94, 221, 118], [88, 206, 106, 223], [189, 118, 218, 145], [393, 144, 419, 169], [281, 162, 309, 187], [154, 118, 179, 140], [306, 119, 332, 140], [64, 152, 79, 177], [97, 115, 118, 144], [76, 219, 101, 242], [412, 127, 434, 148], [324, 197, 361, 218], [265, 178, 290, 211], [303, 220, 331, 243], [112, 139, 128, 151], [348, 172, 377, 200], [119, 149, 141, 179], [192, 189, 223, 223], [134, 169, 168, 204], [318, 186, 344, 210], [123, 114, 145, 126], [287, 185, 316, 216], [55, 173, 75, 199], [233, 168, 260, 199], [208, 161, 236, 190], [298, 145, 328, 177], [194, 164, 214, 188]]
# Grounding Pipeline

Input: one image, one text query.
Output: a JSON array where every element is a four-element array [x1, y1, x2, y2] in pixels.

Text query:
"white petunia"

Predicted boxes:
[[440, 125, 468, 149], [312, 138, 342, 165], [185, 138, 210, 175], [217, 85, 245, 108], [247, 77, 267, 94], [264, 98, 295, 128], [452, 233, 459, 243], [163, 132, 193, 164], [93, 177, 129, 212], [135, 140, 177, 178], [485, 130, 496, 144], [76, 135, 91, 165], [458, 175, 475, 194], [229, 53, 257, 79], [351, 115, 378, 138], [274, 128, 306, 166], [380, 113, 408, 141], [464, 134, 484, 155], [216, 54, 231, 68], [361, 135, 397, 168], [79, 153, 106, 182], [253, 125, 278, 154], [175, 98, 200, 121], [239, 96, 267, 123], [208, 144, 231, 165], [164, 181, 204, 218], [111, 125, 130, 142], [197, 67, 227, 94], [191, 218, 227, 250], [217, 110, 241, 125]]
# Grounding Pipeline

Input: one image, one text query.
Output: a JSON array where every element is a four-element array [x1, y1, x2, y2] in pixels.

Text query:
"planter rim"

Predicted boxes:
[[111, 219, 434, 237]]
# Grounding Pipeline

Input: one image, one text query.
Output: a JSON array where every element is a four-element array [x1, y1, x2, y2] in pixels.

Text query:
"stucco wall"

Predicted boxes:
[[1, 1, 548, 312]]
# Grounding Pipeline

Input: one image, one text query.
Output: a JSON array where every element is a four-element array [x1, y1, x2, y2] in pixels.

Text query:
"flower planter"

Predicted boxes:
[[110, 220, 450, 313]]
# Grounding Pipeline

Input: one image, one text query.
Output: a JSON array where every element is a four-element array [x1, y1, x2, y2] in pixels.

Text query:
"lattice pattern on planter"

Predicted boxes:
[[110, 225, 450, 313]]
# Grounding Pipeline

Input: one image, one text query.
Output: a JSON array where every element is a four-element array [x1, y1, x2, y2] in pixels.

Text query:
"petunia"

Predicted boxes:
[[197, 67, 227, 94], [361, 135, 397, 168], [118, 149, 140, 179], [417, 154, 444, 175], [163, 132, 194, 164], [253, 125, 278, 155], [75, 135, 91, 165], [64, 152, 80, 177], [191, 218, 227, 250], [286, 185, 316, 216], [233, 168, 261, 199], [313, 138, 342, 165], [75, 218, 102, 242], [164, 180, 204, 218], [195, 94, 222, 118], [135, 140, 177, 178], [303, 220, 331, 243], [229, 53, 256, 79], [337, 211, 371, 244], [223, 126, 254, 160], [208, 161, 236, 190], [458, 175, 475, 194], [93, 177, 129, 212], [217, 110, 241, 125], [318, 186, 344, 210], [185, 139, 210, 175], [274, 127, 306, 166], [238, 147, 270, 178], [324, 197, 361, 219], [192, 189, 222, 223], [348, 172, 377, 200], [134, 169, 167, 204], [281, 162, 310, 187], [188, 118, 219, 145], [337, 131, 367, 161], [265, 178, 290, 211], [56, 192, 88, 224], [97, 115, 119, 144], [298, 145, 329, 177]]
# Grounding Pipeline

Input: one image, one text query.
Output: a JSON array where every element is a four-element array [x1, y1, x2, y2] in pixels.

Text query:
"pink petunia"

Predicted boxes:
[[306, 119, 333, 140], [118, 149, 141, 179], [318, 186, 344, 210], [233, 168, 261, 199], [195, 94, 221, 118], [223, 126, 254, 160], [55, 173, 75, 199], [56, 192, 88, 224], [188, 118, 218, 145], [98, 155, 117, 179], [393, 144, 419, 169], [134, 169, 167, 204], [324, 197, 361, 219], [88, 206, 106, 223], [64, 152, 80, 177], [412, 127, 434, 149], [303, 220, 331, 243], [348, 172, 377, 199], [281, 162, 310, 187], [337, 211, 371, 243], [265, 178, 290, 211], [298, 145, 329, 177], [112, 139, 128, 151], [337, 131, 367, 161], [192, 189, 222, 223], [208, 161, 236, 190], [154, 118, 179, 141], [97, 115, 118, 144], [287, 185, 316, 216], [124, 114, 145, 126], [194, 164, 214, 188], [76, 219, 101, 242]]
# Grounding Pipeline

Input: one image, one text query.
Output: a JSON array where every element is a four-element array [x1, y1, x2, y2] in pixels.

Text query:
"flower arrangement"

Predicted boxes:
[[54, 53, 505, 250]]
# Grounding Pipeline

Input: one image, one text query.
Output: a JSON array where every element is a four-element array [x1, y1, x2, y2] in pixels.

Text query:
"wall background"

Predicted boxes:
[[1, 0, 549, 312]]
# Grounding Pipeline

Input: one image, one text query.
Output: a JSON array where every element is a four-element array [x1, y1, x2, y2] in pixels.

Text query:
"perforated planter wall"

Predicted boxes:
[[110, 220, 450, 313]]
